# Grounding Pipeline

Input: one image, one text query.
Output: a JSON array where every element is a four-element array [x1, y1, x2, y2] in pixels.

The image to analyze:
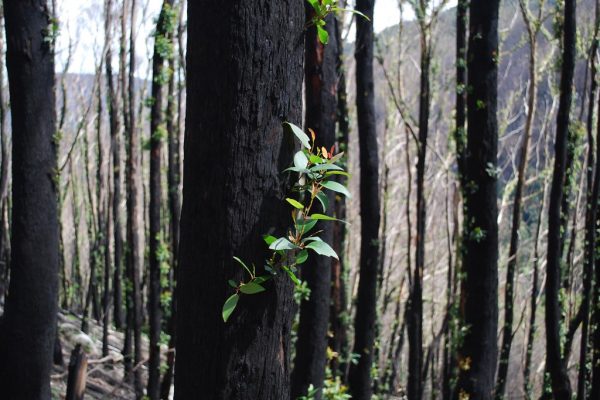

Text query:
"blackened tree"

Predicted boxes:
[[0, 1, 59, 398], [348, 0, 381, 399], [545, 0, 575, 399], [290, 3, 338, 399], [174, 0, 304, 398], [454, 0, 500, 399], [147, 1, 175, 399]]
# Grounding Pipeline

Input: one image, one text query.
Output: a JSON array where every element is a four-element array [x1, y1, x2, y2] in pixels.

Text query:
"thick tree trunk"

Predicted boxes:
[[348, 1, 381, 399], [545, 1, 575, 399], [454, 1, 500, 399], [174, 1, 303, 399], [290, 7, 337, 400], [0, 2, 59, 399]]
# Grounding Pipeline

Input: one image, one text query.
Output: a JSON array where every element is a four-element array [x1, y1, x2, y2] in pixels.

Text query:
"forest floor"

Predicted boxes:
[[51, 311, 167, 400]]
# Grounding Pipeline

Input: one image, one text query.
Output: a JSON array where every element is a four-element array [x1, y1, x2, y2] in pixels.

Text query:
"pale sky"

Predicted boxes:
[[56, 0, 455, 74]]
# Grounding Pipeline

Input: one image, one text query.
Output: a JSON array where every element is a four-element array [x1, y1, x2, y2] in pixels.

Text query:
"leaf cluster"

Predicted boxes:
[[306, 0, 369, 45], [222, 122, 351, 322]]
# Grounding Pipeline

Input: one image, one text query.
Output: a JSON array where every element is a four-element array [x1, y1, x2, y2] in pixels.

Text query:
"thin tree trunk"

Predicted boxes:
[[291, 6, 337, 399], [119, 0, 133, 378], [160, 12, 181, 398], [125, 0, 143, 395], [330, 12, 350, 380], [106, 0, 124, 331], [576, 3, 599, 398], [147, 1, 175, 398], [408, 7, 431, 397], [545, 0, 575, 398], [445, 3, 466, 394], [348, 1, 381, 399], [495, 1, 539, 396], [454, 1, 500, 398], [0, 5, 8, 304]]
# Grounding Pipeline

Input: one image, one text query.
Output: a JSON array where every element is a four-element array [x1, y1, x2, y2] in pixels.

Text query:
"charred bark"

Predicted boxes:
[[291, 6, 337, 399], [348, 1, 381, 399], [545, 0, 575, 398], [173, 1, 304, 398], [454, 1, 500, 398], [0, 2, 59, 398], [147, 1, 175, 398]]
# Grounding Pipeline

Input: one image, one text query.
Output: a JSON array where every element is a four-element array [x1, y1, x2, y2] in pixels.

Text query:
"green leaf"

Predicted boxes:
[[308, 213, 338, 221], [332, 7, 371, 21], [269, 237, 298, 251], [294, 151, 309, 169], [303, 236, 323, 243], [297, 218, 318, 235], [324, 170, 351, 177], [284, 166, 312, 174], [315, 191, 329, 212], [296, 249, 309, 264], [309, 154, 324, 164], [263, 235, 277, 246], [306, 240, 339, 259], [233, 256, 253, 278], [286, 198, 305, 210], [253, 275, 271, 285], [228, 279, 237, 288], [283, 265, 301, 285], [321, 180, 351, 198], [283, 122, 311, 149], [222, 294, 239, 322], [317, 25, 329, 44], [309, 163, 343, 172], [307, 0, 321, 13], [239, 281, 266, 294]]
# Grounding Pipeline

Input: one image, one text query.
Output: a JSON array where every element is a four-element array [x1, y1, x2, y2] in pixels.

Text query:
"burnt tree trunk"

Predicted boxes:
[[329, 11, 350, 380], [545, 0, 575, 399], [118, 0, 133, 378], [348, 0, 381, 399], [147, 1, 175, 398], [445, 3, 467, 395], [407, 7, 432, 399], [160, 13, 181, 399], [105, 0, 124, 331], [173, 1, 304, 399], [160, 37, 181, 400], [0, 6, 9, 305], [0, 1, 59, 398], [125, 0, 143, 395], [495, 1, 539, 396], [577, 2, 599, 398], [454, 1, 499, 399], [290, 6, 337, 400]]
